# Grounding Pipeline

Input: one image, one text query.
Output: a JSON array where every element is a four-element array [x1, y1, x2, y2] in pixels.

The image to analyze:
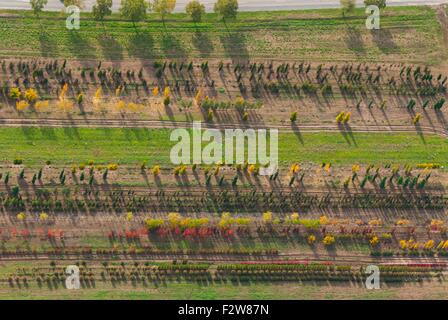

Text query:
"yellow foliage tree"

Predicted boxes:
[[335, 111, 345, 123], [424, 240, 435, 250], [25, 88, 38, 102], [57, 84, 73, 111], [323, 235, 335, 246], [56, 99, 74, 111], [219, 212, 234, 229], [396, 219, 410, 226], [59, 83, 69, 100], [16, 100, 29, 111], [319, 215, 329, 225], [442, 240, 448, 250], [127, 102, 144, 112], [152, 165, 161, 175], [145, 218, 164, 229], [307, 234, 316, 244], [125, 212, 134, 221], [167, 212, 181, 227], [247, 164, 256, 174], [9, 87, 21, 100], [107, 164, 118, 171], [17, 212, 26, 221], [116, 100, 126, 111], [368, 219, 382, 226], [262, 211, 273, 223], [399, 240, 407, 250], [95, 87, 102, 100], [413, 113, 422, 124], [93, 87, 102, 108], [35, 100, 49, 111], [164, 86, 171, 98], [370, 236, 379, 246], [195, 89, 203, 105], [235, 217, 251, 225], [39, 212, 49, 221], [290, 212, 300, 223], [290, 163, 300, 174], [152, 0, 176, 19]]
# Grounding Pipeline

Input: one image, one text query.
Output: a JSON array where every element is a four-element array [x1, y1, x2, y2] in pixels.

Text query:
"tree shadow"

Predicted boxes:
[[67, 31, 96, 60], [39, 30, 58, 58], [160, 32, 187, 60], [291, 122, 304, 145], [127, 30, 155, 60], [97, 33, 124, 61], [345, 26, 365, 54], [192, 30, 214, 58], [371, 29, 398, 53], [220, 31, 249, 63]]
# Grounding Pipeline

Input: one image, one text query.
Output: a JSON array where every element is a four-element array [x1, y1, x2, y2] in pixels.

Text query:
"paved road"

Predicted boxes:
[[2, 0, 448, 12]]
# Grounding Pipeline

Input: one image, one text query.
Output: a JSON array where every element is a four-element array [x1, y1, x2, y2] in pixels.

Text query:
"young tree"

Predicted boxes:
[[64, 0, 85, 9], [152, 0, 176, 21], [340, 0, 355, 16], [120, 0, 148, 27], [214, 0, 238, 21], [186, 0, 205, 22], [364, 0, 386, 9], [30, 0, 48, 17], [93, 0, 113, 22]]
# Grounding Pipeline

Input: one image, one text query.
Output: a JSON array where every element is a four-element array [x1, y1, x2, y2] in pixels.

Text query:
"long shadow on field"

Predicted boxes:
[[371, 29, 398, 53], [21, 127, 39, 142], [40, 127, 57, 140], [127, 31, 155, 60], [291, 122, 304, 145], [220, 31, 249, 63], [337, 123, 356, 146], [39, 30, 58, 58], [192, 30, 214, 58], [344, 124, 357, 146], [414, 123, 426, 145], [160, 32, 188, 60], [97, 33, 124, 61], [63, 126, 80, 140], [345, 26, 365, 54], [137, 127, 152, 141], [67, 31, 96, 61]]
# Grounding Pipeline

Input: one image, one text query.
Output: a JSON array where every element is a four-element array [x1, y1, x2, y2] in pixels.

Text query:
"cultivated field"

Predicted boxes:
[[1, 3, 448, 300]]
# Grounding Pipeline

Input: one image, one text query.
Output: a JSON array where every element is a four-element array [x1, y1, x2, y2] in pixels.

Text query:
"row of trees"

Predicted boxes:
[[340, 0, 386, 15], [30, 0, 238, 23]]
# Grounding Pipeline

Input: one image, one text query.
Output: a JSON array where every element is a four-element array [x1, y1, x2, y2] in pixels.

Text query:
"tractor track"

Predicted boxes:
[[0, 117, 446, 137], [2, 184, 446, 196], [1, 253, 448, 267]]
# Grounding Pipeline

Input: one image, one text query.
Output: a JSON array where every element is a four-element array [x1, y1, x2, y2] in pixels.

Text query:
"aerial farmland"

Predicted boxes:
[[0, 0, 447, 302]]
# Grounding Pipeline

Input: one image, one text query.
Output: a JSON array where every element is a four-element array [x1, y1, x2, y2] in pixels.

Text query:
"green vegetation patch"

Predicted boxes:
[[0, 6, 443, 63], [0, 127, 445, 166]]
